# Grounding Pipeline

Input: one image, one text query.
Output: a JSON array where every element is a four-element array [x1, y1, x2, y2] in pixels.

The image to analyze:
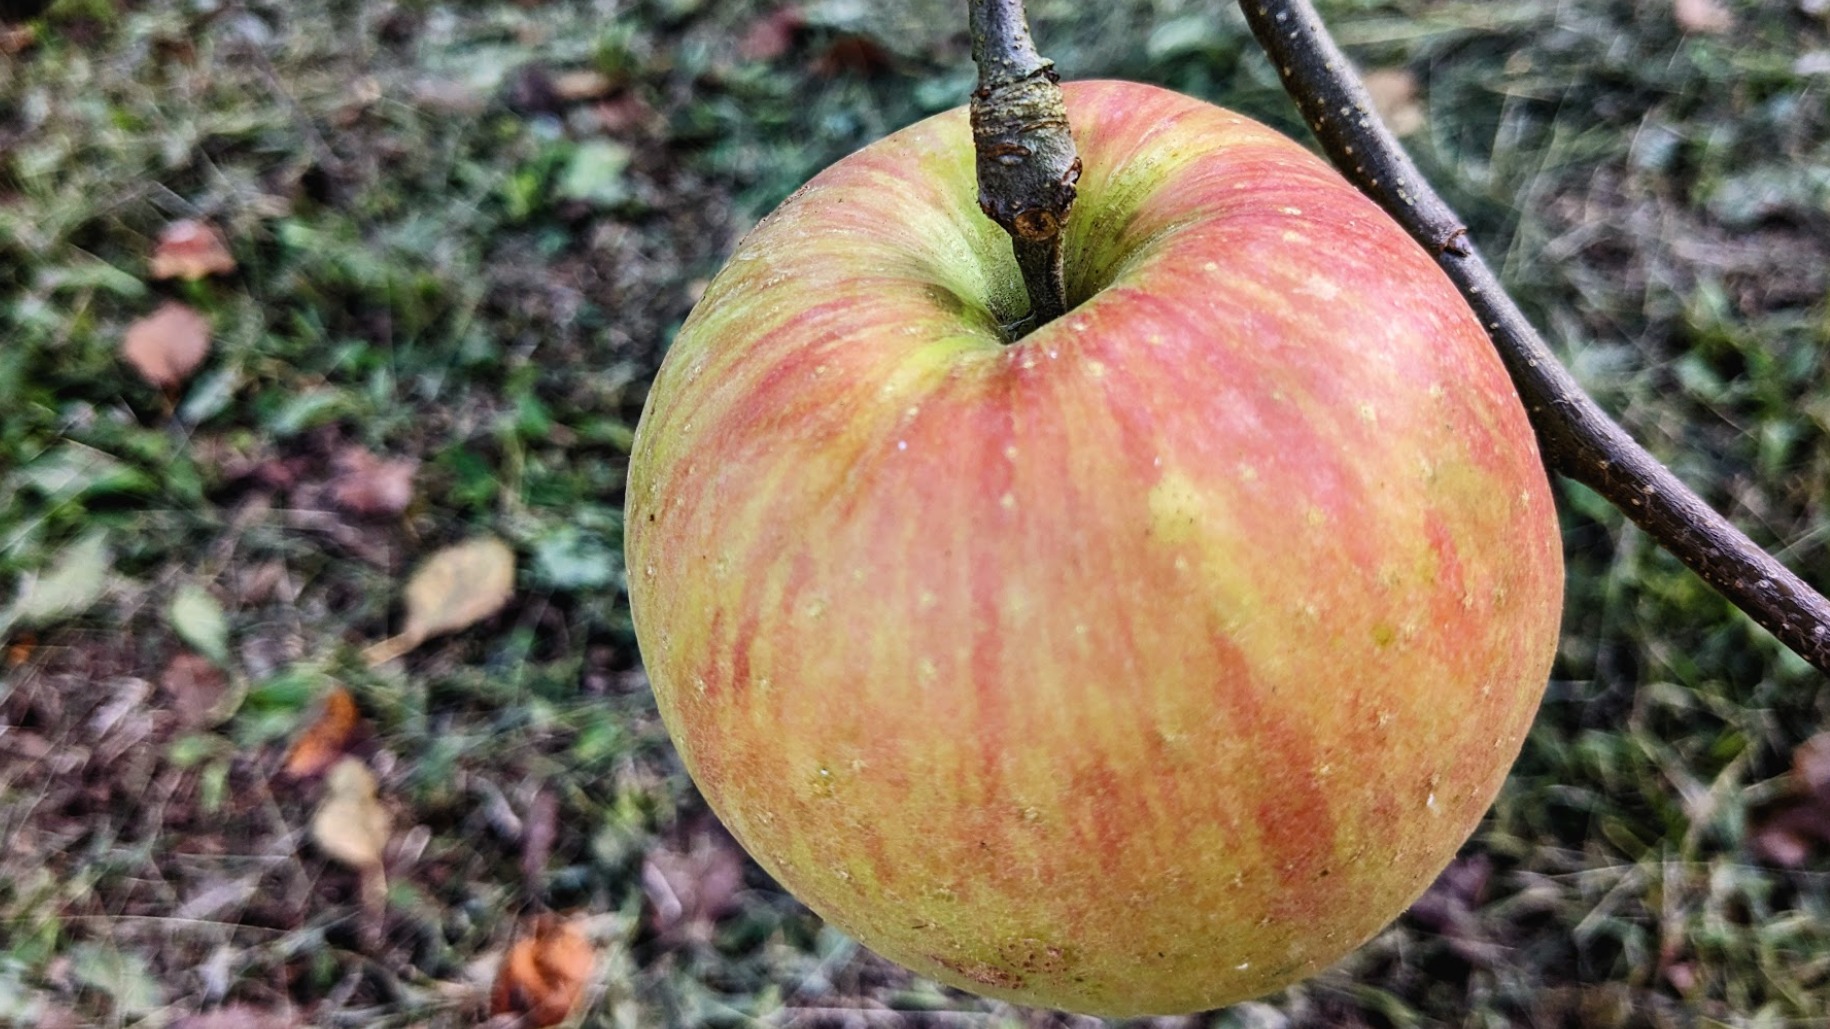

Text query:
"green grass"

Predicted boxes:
[[3, 0, 1829, 1025]]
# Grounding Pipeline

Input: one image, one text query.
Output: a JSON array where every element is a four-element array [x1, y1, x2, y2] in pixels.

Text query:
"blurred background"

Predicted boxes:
[[3, 0, 1830, 1025]]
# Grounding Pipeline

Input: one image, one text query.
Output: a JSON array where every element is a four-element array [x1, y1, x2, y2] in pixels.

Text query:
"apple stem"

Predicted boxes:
[[1240, 0, 1830, 674], [968, 0, 1081, 336]]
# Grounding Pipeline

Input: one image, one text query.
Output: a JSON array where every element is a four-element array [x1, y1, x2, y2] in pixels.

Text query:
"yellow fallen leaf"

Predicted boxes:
[[490, 914, 596, 1027], [310, 757, 390, 870], [363, 537, 515, 665]]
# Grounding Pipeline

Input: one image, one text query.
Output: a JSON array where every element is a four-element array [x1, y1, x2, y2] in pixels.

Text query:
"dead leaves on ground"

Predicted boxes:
[[641, 817, 747, 948], [149, 219, 237, 280], [490, 914, 596, 1027], [1751, 732, 1830, 866], [327, 445, 418, 519], [160, 652, 233, 730], [310, 756, 393, 950], [122, 301, 212, 389], [283, 685, 365, 779], [363, 536, 516, 665], [311, 757, 392, 872]]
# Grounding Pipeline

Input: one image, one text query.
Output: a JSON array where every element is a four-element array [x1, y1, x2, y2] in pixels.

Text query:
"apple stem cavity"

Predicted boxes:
[[1241, 0, 1830, 673], [968, 0, 1081, 338]]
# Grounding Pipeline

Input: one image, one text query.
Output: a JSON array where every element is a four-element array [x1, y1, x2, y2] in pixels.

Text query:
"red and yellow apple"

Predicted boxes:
[[625, 80, 1562, 1016]]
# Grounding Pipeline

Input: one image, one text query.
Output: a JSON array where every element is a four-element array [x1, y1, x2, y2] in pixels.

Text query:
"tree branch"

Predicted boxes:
[[968, 0, 1080, 333], [1239, 0, 1830, 674]]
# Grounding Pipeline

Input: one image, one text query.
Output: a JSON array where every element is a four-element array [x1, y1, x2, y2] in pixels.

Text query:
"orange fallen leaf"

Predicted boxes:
[[283, 686, 363, 779], [4, 631, 35, 668], [490, 914, 595, 1027], [122, 302, 212, 389], [150, 219, 237, 280]]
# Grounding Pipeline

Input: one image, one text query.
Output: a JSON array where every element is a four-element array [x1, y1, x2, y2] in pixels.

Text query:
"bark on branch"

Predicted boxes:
[[969, 0, 1080, 332], [1239, 0, 1830, 673]]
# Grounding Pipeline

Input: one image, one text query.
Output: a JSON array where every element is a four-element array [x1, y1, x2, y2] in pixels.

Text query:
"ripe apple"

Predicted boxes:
[[625, 80, 1563, 1016]]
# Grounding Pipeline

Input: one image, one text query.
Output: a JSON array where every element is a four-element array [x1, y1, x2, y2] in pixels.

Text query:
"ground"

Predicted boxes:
[[3, 0, 1830, 1026]]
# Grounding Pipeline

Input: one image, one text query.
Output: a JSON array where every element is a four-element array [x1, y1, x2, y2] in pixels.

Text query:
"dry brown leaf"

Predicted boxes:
[[0, 25, 37, 56], [328, 446, 418, 519], [363, 537, 515, 665], [1675, 0, 1734, 33], [149, 219, 237, 280], [1793, 732, 1830, 799], [1750, 732, 1830, 867], [490, 914, 595, 1027], [521, 787, 560, 888], [310, 757, 391, 870], [1362, 68, 1426, 138], [739, 6, 805, 61], [5, 631, 36, 669], [170, 1005, 300, 1029], [642, 817, 747, 947], [812, 35, 892, 78], [283, 686, 363, 779], [160, 652, 230, 730], [122, 302, 212, 389]]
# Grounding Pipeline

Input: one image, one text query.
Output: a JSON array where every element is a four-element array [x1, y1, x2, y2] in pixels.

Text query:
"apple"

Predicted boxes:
[[625, 80, 1563, 1016]]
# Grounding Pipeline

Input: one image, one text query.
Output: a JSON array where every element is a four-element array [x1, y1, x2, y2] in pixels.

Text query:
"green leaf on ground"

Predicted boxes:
[[168, 583, 230, 664]]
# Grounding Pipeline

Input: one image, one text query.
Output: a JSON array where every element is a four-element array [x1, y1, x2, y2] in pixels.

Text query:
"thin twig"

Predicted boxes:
[[968, 0, 1080, 333], [1239, 0, 1830, 673]]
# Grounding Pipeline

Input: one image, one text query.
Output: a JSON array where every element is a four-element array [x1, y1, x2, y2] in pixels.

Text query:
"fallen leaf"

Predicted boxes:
[[1675, 0, 1733, 33], [160, 652, 231, 729], [170, 1005, 300, 1029], [1, 25, 36, 55], [1750, 732, 1830, 867], [5, 631, 36, 667], [363, 537, 516, 665], [642, 817, 746, 946], [521, 787, 560, 888], [169, 582, 230, 664], [311, 757, 391, 870], [283, 686, 363, 779], [122, 302, 212, 389], [739, 6, 805, 61], [594, 93, 662, 136], [1793, 732, 1830, 799], [551, 69, 614, 101], [3, 530, 111, 631], [1362, 68, 1426, 138], [490, 914, 595, 1027], [149, 219, 237, 280], [328, 446, 418, 519], [556, 139, 632, 208], [812, 34, 892, 77]]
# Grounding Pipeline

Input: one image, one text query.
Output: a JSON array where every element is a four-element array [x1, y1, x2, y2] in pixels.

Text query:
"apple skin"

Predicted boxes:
[[625, 80, 1563, 1016]]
